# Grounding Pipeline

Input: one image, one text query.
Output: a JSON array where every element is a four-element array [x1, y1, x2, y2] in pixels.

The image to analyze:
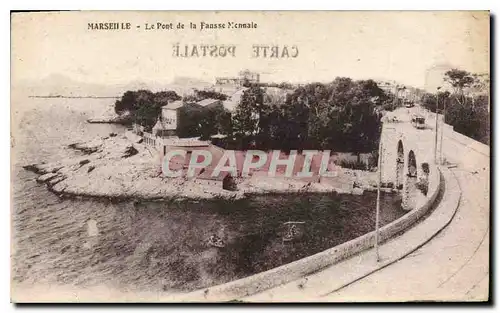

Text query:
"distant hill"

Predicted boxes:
[[171, 76, 212, 87], [13, 74, 120, 98], [12, 74, 214, 98]]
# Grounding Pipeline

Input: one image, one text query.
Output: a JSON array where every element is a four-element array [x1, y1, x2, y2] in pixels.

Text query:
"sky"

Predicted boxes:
[[11, 11, 489, 90]]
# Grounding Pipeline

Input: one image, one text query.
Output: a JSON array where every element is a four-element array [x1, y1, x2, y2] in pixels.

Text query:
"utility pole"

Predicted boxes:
[[439, 97, 446, 164], [434, 87, 441, 164], [374, 134, 382, 262], [393, 84, 399, 109]]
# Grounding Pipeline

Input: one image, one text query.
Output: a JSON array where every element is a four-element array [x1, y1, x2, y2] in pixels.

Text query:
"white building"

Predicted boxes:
[[215, 70, 260, 87], [152, 100, 184, 138]]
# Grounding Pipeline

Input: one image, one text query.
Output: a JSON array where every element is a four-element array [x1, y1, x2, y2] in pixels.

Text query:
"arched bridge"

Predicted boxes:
[[379, 108, 438, 210]]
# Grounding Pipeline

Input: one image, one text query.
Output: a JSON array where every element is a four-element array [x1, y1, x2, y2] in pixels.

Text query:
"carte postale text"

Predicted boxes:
[[172, 44, 299, 58]]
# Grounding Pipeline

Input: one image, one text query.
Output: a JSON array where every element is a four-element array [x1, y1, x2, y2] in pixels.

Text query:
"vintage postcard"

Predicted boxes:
[[10, 11, 490, 302]]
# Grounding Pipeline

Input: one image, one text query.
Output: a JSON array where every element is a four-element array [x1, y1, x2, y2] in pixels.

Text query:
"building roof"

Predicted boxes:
[[163, 138, 210, 147], [162, 100, 184, 110], [197, 98, 221, 107], [222, 88, 246, 113]]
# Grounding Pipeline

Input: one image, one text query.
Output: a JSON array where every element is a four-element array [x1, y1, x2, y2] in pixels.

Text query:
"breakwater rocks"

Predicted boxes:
[[86, 112, 132, 124]]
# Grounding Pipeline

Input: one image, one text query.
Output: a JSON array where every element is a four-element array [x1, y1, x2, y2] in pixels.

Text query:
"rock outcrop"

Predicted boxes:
[[23, 134, 245, 201]]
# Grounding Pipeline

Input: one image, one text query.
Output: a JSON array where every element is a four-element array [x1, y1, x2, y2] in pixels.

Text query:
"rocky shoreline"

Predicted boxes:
[[23, 133, 392, 202]]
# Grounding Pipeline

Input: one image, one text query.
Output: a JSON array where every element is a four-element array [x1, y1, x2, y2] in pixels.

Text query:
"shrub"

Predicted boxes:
[[336, 159, 369, 171], [421, 162, 430, 175], [367, 150, 379, 170], [416, 178, 429, 196]]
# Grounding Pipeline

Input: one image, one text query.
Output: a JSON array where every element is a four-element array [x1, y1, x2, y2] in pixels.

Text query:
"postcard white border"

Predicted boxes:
[[3, 1, 497, 312]]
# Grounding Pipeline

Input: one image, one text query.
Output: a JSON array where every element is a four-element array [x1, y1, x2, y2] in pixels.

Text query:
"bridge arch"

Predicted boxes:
[[407, 150, 417, 178], [396, 140, 404, 189], [402, 149, 419, 211], [383, 129, 434, 211]]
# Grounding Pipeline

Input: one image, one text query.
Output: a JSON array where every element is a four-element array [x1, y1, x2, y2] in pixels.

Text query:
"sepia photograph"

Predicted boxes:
[[10, 10, 490, 303]]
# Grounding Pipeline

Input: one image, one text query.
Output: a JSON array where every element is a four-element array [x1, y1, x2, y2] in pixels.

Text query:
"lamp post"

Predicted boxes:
[[393, 84, 399, 109], [374, 137, 383, 262], [374, 126, 395, 262], [434, 87, 441, 164]]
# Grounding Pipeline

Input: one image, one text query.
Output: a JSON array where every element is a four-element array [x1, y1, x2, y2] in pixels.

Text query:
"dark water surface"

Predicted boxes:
[[12, 97, 405, 292]]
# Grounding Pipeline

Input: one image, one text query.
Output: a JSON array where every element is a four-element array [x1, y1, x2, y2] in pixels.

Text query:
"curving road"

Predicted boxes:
[[322, 107, 490, 302], [322, 166, 489, 301], [243, 106, 489, 302]]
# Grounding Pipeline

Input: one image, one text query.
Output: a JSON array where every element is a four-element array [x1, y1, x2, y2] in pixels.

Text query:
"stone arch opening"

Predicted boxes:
[[407, 150, 417, 177], [402, 149, 418, 211], [396, 140, 404, 189]]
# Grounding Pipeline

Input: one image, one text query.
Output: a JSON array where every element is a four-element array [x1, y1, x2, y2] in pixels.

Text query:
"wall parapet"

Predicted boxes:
[[443, 125, 489, 157]]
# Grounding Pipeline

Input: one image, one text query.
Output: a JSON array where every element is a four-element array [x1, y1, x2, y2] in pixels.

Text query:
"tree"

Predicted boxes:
[[194, 89, 228, 101], [329, 78, 383, 152], [154, 91, 181, 106], [445, 69, 475, 91], [420, 69, 490, 145], [445, 93, 489, 145], [215, 109, 233, 136], [444, 69, 475, 106], [114, 90, 137, 114], [232, 87, 264, 138], [184, 78, 386, 152], [420, 91, 450, 113], [128, 90, 156, 128], [260, 77, 383, 152], [444, 69, 489, 144], [114, 89, 181, 129]]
